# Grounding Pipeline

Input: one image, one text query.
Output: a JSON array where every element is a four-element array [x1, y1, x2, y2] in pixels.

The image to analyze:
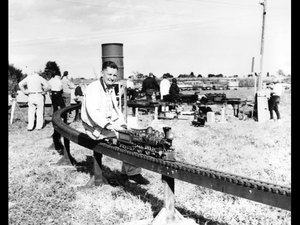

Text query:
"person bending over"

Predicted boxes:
[[81, 61, 149, 185]]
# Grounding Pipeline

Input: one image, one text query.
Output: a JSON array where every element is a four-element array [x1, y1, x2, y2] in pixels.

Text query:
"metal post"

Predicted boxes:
[[257, 0, 267, 91], [124, 85, 128, 123], [10, 99, 16, 124]]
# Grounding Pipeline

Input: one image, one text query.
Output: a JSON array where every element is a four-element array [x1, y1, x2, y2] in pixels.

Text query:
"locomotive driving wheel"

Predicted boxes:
[[145, 150, 150, 155]]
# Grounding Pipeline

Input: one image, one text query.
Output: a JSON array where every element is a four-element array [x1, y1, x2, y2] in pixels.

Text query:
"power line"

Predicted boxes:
[[53, 0, 219, 19], [165, 0, 290, 10], [10, 12, 256, 48], [165, 0, 260, 8]]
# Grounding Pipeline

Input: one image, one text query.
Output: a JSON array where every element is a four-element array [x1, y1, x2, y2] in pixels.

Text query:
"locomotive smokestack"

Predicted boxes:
[[163, 127, 171, 139]]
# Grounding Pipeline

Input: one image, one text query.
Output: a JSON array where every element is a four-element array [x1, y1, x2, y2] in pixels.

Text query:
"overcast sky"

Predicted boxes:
[[9, 0, 291, 79]]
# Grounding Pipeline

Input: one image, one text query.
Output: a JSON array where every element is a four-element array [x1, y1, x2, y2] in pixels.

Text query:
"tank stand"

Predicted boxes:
[[78, 151, 108, 190]]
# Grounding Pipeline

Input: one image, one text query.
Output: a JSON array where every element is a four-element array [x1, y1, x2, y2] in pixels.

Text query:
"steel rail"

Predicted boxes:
[[52, 104, 291, 211]]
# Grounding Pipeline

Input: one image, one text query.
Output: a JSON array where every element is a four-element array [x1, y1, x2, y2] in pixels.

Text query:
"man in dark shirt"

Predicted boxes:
[[169, 78, 181, 101], [74, 81, 85, 121], [141, 73, 160, 102]]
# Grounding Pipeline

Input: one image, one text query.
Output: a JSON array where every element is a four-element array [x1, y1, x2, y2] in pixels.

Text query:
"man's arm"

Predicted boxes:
[[141, 80, 147, 92], [40, 77, 51, 92], [67, 80, 76, 89], [155, 80, 160, 91], [18, 78, 28, 95]]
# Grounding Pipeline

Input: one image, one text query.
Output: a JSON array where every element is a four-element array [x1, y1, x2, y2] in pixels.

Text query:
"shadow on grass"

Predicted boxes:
[[74, 156, 225, 225], [74, 155, 94, 174]]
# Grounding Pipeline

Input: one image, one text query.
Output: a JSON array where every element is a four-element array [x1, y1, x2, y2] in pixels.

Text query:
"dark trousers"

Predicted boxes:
[[127, 89, 137, 100], [51, 91, 65, 112], [74, 100, 81, 121], [51, 91, 66, 150], [269, 95, 280, 119]]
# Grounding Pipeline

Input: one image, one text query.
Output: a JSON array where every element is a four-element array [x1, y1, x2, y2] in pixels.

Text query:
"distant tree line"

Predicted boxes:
[[8, 61, 62, 96], [8, 64, 26, 97]]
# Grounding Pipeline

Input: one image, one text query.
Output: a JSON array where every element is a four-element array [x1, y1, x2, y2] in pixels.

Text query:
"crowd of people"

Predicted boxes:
[[17, 67, 285, 134], [140, 73, 180, 102], [18, 69, 86, 131]]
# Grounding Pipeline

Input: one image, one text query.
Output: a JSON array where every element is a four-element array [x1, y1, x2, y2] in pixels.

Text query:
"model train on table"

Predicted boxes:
[[105, 126, 176, 161]]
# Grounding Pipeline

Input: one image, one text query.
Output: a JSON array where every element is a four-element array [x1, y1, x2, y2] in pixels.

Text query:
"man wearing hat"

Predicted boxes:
[[18, 67, 50, 131]]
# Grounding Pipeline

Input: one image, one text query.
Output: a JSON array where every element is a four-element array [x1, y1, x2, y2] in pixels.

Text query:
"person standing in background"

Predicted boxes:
[[74, 80, 85, 121], [126, 76, 137, 101], [159, 74, 170, 100], [268, 82, 283, 121], [48, 74, 65, 112], [48, 73, 65, 150], [141, 73, 159, 102], [169, 78, 181, 101], [61, 71, 76, 120], [18, 68, 50, 131]]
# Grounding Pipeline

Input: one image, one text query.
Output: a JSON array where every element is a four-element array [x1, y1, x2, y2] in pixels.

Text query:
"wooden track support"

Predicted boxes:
[[55, 138, 75, 166], [79, 152, 108, 189], [150, 175, 197, 225], [123, 175, 197, 225]]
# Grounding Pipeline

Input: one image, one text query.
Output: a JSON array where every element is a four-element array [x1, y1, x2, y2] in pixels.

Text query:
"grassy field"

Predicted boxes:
[[8, 87, 291, 225]]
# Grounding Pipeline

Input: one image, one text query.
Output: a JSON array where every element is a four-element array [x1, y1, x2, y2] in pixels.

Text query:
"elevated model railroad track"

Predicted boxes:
[[53, 104, 291, 211]]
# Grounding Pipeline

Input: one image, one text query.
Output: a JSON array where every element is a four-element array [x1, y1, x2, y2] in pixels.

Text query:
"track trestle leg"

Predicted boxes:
[[79, 151, 108, 189], [150, 175, 197, 225]]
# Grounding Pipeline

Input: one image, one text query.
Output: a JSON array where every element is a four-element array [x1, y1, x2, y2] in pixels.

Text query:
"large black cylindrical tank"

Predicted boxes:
[[101, 43, 124, 79]]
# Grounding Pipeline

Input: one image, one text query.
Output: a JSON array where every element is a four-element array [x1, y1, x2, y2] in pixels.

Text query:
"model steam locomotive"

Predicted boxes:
[[105, 126, 176, 161]]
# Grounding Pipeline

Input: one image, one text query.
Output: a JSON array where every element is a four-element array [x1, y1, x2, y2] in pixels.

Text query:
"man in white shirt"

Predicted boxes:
[[61, 71, 76, 106], [48, 73, 66, 150], [126, 76, 137, 100], [61, 71, 76, 121], [268, 82, 283, 121], [18, 69, 50, 131], [48, 74, 65, 112], [160, 74, 170, 100], [81, 61, 149, 185]]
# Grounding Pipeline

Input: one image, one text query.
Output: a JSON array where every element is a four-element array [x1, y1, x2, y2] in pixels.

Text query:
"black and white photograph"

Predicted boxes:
[[9, 0, 291, 224]]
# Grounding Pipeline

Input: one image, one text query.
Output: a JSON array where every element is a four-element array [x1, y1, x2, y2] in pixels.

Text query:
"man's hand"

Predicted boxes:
[[23, 90, 29, 96], [108, 124, 127, 131]]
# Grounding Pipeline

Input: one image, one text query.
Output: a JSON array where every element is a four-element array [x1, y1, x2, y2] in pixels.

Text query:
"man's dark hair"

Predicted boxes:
[[102, 61, 118, 71]]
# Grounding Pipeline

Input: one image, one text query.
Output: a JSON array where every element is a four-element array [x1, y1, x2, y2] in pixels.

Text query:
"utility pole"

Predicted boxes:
[[251, 56, 257, 94], [257, 0, 267, 91], [256, 0, 269, 123]]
